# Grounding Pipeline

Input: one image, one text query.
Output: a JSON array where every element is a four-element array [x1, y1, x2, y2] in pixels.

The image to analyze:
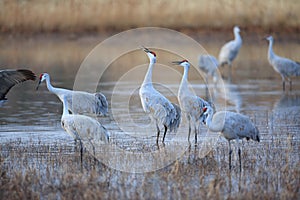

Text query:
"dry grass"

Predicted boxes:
[[0, 129, 299, 199], [0, 0, 300, 34]]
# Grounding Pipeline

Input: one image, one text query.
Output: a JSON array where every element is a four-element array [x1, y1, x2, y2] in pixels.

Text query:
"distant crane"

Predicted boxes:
[[198, 54, 219, 84], [36, 73, 108, 115], [0, 69, 36, 106], [218, 26, 242, 79], [173, 60, 210, 143], [202, 105, 260, 171], [61, 95, 110, 163], [265, 36, 300, 91], [139, 47, 181, 144]]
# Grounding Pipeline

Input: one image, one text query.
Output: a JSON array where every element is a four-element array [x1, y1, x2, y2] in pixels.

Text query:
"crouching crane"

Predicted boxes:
[[36, 73, 108, 115], [61, 95, 110, 163], [202, 105, 260, 171]]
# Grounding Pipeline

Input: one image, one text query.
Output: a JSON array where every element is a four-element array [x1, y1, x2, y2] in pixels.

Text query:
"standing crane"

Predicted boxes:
[[61, 95, 110, 163], [218, 26, 242, 79], [265, 36, 300, 91], [201, 105, 260, 171], [0, 69, 36, 106], [139, 47, 181, 144], [36, 73, 108, 115], [198, 54, 219, 84], [173, 60, 210, 143]]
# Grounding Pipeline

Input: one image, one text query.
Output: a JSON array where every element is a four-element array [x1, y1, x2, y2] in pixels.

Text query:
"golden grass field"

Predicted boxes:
[[0, 0, 299, 33]]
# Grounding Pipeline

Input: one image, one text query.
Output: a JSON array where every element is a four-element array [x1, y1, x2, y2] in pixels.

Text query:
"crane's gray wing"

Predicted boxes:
[[0, 69, 36, 100]]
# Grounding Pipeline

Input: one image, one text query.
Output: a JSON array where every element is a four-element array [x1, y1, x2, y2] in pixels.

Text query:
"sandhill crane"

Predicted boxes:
[[139, 47, 181, 144], [265, 36, 300, 91], [61, 95, 109, 162], [202, 105, 260, 171], [0, 69, 36, 106], [36, 73, 108, 115], [173, 60, 210, 143], [198, 54, 219, 84], [218, 26, 242, 79]]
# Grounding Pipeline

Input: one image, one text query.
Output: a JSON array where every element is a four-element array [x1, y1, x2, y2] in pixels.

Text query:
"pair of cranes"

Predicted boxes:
[[199, 26, 300, 91], [36, 73, 110, 162]]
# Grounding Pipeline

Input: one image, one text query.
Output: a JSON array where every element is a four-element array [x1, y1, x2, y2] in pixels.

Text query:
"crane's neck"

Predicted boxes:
[[234, 31, 242, 45], [45, 76, 58, 93], [267, 40, 275, 61], [205, 111, 222, 132], [62, 96, 69, 117], [142, 61, 154, 88], [179, 66, 190, 97]]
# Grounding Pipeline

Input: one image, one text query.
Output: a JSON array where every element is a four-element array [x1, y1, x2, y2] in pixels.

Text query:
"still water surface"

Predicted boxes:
[[0, 32, 299, 154]]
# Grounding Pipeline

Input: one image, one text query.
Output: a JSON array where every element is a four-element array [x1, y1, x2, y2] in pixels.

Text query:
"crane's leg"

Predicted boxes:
[[288, 78, 292, 91], [228, 140, 232, 170], [194, 124, 198, 144], [282, 76, 285, 91], [162, 125, 168, 143], [79, 140, 83, 165], [92, 143, 97, 163], [237, 139, 242, 172], [188, 119, 191, 142], [156, 123, 160, 144], [228, 63, 232, 83], [238, 148, 242, 172]]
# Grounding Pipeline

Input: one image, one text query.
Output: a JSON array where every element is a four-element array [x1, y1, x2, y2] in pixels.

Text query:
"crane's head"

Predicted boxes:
[[172, 59, 190, 68], [141, 46, 156, 63], [201, 105, 214, 125], [36, 73, 49, 90], [233, 26, 241, 33], [265, 35, 273, 43]]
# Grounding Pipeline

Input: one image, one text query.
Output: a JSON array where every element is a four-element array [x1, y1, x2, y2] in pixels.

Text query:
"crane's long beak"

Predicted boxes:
[[141, 46, 151, 53], [172, 61, 182, 65], [263, 36, 270, 41], [36, 80, 42, 90]]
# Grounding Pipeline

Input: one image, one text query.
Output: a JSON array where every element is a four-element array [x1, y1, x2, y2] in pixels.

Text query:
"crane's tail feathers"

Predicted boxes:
[[256, 127, 260, 142], [95, 93, 108, 115], [295, 62, 300, 76], [169, 103, 181, 133], [252, 126, 260, 142]]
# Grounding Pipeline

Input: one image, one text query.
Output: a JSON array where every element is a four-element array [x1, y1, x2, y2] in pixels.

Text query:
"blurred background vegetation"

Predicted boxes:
[[0, 0, 299, 34]]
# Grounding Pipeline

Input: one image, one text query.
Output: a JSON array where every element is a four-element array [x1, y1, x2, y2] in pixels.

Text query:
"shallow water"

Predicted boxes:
[[1, 33, 300, 143]]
